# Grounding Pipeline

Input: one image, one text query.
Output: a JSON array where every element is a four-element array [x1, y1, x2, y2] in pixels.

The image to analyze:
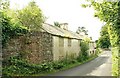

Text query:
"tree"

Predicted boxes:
[[82, 1, 120, 76], [1, 11, 28, 48], [0, 0, 10, 10], [0, 0, 28, 47], [97, 24, 111, 48], [54, 22, 61, 27], [76, 26, 88, 35], [17, 1, 44, 31], [82, 1, 120, 47], [77, 39, 89, 62]]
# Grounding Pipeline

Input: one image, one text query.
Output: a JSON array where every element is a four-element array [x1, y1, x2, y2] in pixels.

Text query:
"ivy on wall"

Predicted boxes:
[[1, 11, 28, 48]]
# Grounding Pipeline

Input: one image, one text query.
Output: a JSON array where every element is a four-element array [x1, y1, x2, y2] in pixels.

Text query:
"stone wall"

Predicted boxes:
[[3, 31, 53, 64]]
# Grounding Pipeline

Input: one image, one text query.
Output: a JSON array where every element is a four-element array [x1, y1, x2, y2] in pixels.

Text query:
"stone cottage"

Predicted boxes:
[[3, 23, 82, 64], [41, 23, 82, 61], [3, 23, 96, 64]]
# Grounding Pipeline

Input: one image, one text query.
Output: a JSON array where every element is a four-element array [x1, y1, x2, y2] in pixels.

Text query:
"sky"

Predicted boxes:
[[10, 0, 104, 41]]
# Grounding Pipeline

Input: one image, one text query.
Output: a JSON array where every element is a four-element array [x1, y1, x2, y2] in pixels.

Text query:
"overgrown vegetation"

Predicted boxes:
[[2, 56, 53, 76], [97, 24, 111, 49], [112, 47, 119, 76], [77, 40, 89, 62], [1, 0, 45, 76], [2, 50, 100, 76], [76, 26, 88, 35], [2, 39, 100, 76], [1, 0, 44, 47], [82, 0, 120, 76], [1, 11, 28, 48], [54, 22, 61, 27], [17, 1, 45, 30]]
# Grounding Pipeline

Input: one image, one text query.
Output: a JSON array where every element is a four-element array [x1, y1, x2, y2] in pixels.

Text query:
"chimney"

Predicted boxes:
[[60, 23, 68, 30]]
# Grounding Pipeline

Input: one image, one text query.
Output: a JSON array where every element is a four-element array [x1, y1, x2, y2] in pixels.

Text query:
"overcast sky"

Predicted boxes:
[[10, 0, 104, 41]]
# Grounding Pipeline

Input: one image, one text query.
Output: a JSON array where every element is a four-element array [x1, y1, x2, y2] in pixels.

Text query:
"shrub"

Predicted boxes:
[[77, 40, 89, 62], [95, 48, 101, 55], [52, 61, 65, 70], [3, 54, 81, 76], [40, 62, 53, 72], [112, 47, 119, 76], [3, 56, 38, 76]]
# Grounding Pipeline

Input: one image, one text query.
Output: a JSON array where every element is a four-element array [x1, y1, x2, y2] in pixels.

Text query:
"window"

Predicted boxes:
[[68, 38, 71, 47], [59, 37, 64, 47]]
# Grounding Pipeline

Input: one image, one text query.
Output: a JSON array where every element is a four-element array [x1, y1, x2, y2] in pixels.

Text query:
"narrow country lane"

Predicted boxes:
[[48, 51, 112, 76]]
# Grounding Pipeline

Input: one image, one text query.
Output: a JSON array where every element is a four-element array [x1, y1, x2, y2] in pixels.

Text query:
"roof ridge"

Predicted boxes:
[[43, 23, 82, 39]]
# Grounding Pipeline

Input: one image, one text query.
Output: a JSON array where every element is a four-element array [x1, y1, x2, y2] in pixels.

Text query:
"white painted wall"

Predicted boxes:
[[52, 36, 80, 61], [89, 42, 96, 55]]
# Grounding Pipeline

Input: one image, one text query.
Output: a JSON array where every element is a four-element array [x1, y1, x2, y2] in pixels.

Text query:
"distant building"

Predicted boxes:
[[89, 41, 96, 55]]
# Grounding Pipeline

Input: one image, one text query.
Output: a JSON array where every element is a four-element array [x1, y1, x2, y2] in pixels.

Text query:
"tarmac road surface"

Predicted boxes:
[[48, 51, 112, 76]]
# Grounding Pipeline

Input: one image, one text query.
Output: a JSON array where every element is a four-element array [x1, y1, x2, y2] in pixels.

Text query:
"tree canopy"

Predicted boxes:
[[54, 22, 61, 27], [1, 9, 27, 48], [1, 1, 44, 47], [0, 0, 10, 10], [82, 1, 120, 47], [82, 0, 120, 76], [97, 24, 111, 48], [76, 26, 88, 35], [17, 1, 45, 31]]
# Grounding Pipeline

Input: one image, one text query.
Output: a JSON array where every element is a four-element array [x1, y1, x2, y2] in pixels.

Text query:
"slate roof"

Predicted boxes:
[[42, 23, 83, 40]]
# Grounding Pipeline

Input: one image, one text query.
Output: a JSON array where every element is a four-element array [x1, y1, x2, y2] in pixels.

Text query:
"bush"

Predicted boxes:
[[95, 48, 101, 55], [52, 58, 78, 70], [3, 54, 81, 76], [2, 56, 54, 76], [3, 56, 37, 76], [112, 47, 119, 76], [40, 62, 53, 72], [77, 40, 89, 62], [77, 54, 84, 62], [52, 62, 65, 70]]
